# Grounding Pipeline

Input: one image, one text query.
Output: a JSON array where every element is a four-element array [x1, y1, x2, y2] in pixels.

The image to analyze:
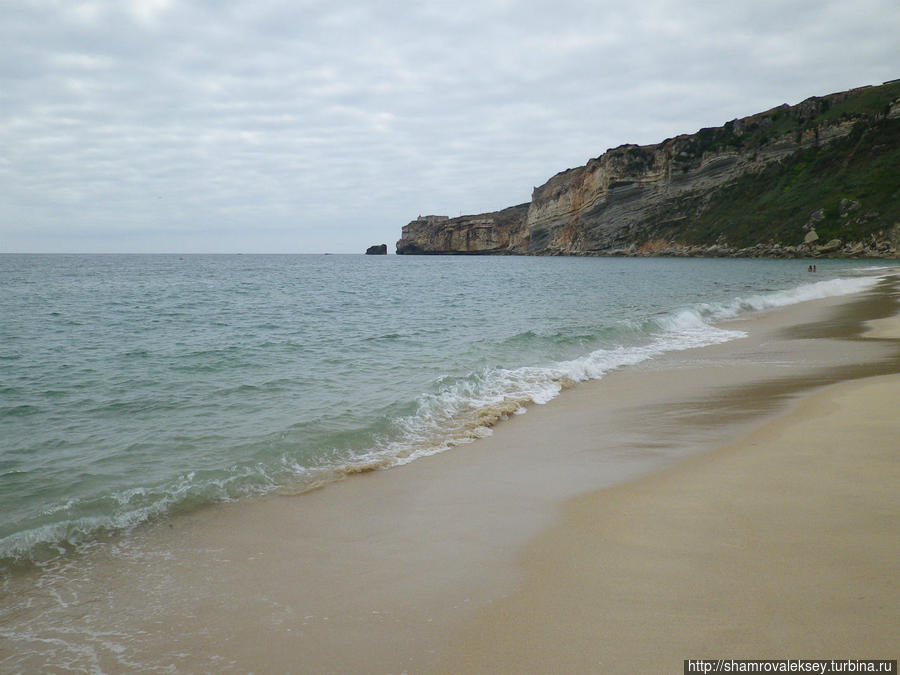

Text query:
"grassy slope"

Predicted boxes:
[[641, 83, 900, 249]]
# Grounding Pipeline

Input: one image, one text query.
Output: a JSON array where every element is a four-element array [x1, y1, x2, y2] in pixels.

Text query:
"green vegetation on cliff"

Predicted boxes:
[[398, 81, 900, 257], [642, 83, 900, 250], [675, 82, 900, 159]]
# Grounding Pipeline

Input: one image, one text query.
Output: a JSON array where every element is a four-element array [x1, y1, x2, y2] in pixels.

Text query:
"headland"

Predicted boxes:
[[397, 81, 900, 259]]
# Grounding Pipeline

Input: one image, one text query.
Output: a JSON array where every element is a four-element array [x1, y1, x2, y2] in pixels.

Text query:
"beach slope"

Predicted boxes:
[[3, 278, 899, 674], [439, 371, 900, 672]]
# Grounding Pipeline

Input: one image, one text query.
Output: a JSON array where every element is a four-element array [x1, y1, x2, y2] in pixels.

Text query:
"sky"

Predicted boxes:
[[2, 0, 899, 253]]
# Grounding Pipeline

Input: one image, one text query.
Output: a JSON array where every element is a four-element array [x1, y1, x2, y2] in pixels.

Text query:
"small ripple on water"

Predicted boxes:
[[0, 254, 891, 564]]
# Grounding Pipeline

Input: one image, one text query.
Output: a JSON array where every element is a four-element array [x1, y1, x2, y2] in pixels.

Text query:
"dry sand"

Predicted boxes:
[[438, 373, 900, 673], [436, 278, 900, 673], [3, 276, 899, 673], [866, 313, 900, 339]]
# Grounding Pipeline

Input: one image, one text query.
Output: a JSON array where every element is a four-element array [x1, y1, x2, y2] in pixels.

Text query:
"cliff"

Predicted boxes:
[[396, 81, 900, 258]]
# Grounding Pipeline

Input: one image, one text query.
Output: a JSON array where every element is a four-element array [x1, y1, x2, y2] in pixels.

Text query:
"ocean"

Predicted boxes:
[[0, 253, 891, 566]]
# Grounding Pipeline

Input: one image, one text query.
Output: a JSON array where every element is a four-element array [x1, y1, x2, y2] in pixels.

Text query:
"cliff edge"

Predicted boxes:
[[397, 81, 900, 258]]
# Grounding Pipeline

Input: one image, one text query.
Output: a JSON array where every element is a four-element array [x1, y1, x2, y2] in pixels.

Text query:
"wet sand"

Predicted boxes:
[[440, 372, 900, 673], [435, 279, 900, 673], [3, 276, 899, 673]]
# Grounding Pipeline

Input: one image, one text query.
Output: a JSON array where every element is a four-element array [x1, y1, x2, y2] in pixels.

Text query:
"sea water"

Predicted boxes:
[[0, 254, 890, 564]]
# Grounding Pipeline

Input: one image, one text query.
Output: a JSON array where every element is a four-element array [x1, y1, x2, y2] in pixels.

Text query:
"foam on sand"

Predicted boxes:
[[2, 275, 898, 673], [440, 372, 900, 671]]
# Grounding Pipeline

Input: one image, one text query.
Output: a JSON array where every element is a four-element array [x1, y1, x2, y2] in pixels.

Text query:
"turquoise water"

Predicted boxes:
[[0, 254, 890, 563]]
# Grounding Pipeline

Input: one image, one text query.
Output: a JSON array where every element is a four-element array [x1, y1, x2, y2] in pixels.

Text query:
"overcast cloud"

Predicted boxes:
[[2, 0, 898, 253]]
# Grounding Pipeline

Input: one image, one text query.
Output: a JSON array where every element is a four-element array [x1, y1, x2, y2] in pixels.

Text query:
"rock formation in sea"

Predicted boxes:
[[365, 244, 388, 255], [396, 81, 900, 258]]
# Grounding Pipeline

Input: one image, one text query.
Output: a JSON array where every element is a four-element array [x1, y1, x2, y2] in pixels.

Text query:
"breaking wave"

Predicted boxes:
[[0, 262, 885, 564]]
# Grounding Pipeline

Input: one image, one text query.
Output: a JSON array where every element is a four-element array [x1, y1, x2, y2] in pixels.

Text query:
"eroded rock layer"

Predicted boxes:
[[397, 81, 900, 258]]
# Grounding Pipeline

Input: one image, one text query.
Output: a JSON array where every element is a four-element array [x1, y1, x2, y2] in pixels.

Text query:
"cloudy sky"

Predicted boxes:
[[2, 0, 898, 253]]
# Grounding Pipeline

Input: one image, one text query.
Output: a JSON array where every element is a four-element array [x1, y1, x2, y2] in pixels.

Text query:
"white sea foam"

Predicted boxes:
[[0, 262, 887, 564], [345, 273, 884, 471], [702, 275, 880, 320], [0, 467, 279, 561]]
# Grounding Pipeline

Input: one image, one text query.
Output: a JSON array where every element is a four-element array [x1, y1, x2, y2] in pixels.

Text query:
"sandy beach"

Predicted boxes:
[[434, 279, 900, 673], [440, 373, 900, 673], [3, 275, 899, 673]]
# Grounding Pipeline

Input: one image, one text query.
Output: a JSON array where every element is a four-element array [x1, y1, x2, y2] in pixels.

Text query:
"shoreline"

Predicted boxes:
[[440, 372, 900, 672], [2, 275, 899, 673], [0, 262, 889, 567], [435, 277, 900, 672]]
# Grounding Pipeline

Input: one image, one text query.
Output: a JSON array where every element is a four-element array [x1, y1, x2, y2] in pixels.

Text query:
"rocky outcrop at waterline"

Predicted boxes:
[[395, 205, 530, 255], [397, 80, 900, 258]]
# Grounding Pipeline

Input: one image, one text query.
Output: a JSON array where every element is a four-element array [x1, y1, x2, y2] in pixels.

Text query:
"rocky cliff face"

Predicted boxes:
[[396, 205, 529, 255], [397, 81, 900, 258]]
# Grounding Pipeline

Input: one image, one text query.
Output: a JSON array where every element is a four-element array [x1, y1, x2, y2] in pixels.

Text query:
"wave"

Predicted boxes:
[[0, 466, 282, 564], [333, 274, 883, 472], [703, 275, 880, 319], [0, 272, 884, 564]]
